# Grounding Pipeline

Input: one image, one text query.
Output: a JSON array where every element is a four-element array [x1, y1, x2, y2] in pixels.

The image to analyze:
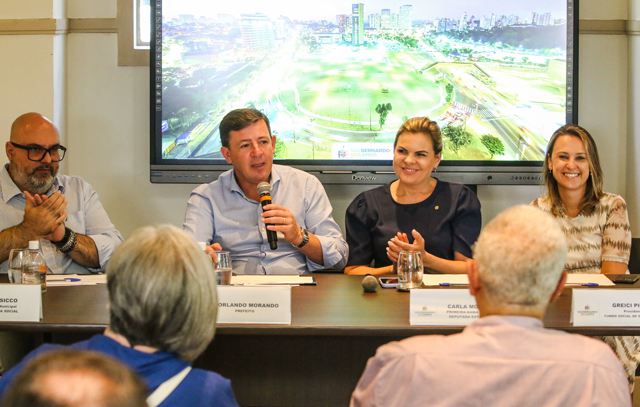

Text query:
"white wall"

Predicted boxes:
[[0, 0, 637, 238], [0, 36, 56, 128]]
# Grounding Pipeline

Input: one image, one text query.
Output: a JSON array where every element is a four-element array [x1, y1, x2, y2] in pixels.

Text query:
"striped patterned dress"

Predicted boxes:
[[531, 193, 631, 273], [532, 193, 637, 387]]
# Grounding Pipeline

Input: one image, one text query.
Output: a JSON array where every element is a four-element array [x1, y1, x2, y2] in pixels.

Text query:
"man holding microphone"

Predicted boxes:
[[183, 108, 347, 274]]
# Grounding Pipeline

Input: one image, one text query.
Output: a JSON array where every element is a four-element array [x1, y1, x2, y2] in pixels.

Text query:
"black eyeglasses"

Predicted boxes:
[[11, 142, 67, 162]]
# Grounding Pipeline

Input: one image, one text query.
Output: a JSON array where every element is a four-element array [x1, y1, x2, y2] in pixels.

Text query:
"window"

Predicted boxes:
[[134, 0, 151, 49], [117, 0, 149, 66]]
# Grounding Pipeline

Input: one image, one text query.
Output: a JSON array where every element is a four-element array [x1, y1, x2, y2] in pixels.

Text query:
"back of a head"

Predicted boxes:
[[1, 349, 147, 407], [473, 205, 567, 310], [107, 224, 217, 361]]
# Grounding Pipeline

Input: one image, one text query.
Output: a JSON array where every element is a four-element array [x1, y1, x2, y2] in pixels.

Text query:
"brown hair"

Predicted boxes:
[[393, 117, 443, 155], [219, 108, 271, 148], [1, 349, 147, 407], [542, 124, 604, 216]]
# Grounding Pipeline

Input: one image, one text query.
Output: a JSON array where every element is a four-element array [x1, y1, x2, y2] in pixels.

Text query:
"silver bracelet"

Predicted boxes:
[[58, 228, 78, 253]]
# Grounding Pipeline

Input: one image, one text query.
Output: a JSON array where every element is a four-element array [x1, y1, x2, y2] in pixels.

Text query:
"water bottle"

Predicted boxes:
[[22, 240, 47, 293]]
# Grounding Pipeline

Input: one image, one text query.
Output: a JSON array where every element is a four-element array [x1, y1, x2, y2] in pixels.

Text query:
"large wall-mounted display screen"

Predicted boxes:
[[151, 0, 577, 184]]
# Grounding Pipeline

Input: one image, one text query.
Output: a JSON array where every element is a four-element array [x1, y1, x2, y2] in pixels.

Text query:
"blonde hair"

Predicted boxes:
[[394, 117, 443, 155], [542, 124, 604, 216]]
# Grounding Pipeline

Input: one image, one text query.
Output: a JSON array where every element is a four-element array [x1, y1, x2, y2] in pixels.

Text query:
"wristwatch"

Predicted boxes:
[[296, 227, 310, 248]]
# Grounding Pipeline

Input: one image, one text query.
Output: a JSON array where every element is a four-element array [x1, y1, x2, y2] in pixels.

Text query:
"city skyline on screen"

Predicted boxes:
[[162, 0, 565, 21], [157, 0, 571, 163]]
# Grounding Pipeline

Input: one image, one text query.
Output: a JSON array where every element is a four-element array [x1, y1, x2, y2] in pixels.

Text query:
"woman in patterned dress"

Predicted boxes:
[[532, 124, 636, 387]]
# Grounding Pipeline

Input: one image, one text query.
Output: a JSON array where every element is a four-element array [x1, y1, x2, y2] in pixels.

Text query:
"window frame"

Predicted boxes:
[[117, 0, 149, 66]]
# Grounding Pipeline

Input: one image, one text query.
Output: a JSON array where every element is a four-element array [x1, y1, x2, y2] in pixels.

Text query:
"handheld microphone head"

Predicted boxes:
[[256, 181, 277, 250], [257, 182, 271, 197]]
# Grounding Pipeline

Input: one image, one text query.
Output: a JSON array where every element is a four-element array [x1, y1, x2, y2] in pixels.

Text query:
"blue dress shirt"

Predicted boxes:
[[183, 165, 348, 274], [0, 165, 123, 274]]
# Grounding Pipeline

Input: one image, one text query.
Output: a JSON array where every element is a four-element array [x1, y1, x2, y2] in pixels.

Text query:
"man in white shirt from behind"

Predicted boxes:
[[351, 205, 630, 407]]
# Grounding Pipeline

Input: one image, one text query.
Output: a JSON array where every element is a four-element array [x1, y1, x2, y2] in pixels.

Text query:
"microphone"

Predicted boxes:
[[257, 182, 278, 250], [362, 275, 378, 293]]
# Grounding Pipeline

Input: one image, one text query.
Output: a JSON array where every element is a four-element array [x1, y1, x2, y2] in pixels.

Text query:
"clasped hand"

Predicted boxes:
[[386, 229, 427, 264], [22, 191, 67, 242]]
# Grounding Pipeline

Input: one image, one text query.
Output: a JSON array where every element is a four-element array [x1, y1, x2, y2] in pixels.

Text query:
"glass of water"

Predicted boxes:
[[397, 250, 423, 290], [214, 251, 232, 285], [8, 249, 26, 284]]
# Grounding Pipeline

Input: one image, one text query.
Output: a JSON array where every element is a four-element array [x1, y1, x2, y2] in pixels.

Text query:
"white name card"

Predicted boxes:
[[217, 286, 291, 324], [410, 289, 478, 326], [572, 289, 640, 326], [0, 284, 42, 322]]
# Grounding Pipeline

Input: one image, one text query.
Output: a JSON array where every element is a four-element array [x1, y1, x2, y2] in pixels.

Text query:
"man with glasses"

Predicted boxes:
[[0, 112, 123, 274]]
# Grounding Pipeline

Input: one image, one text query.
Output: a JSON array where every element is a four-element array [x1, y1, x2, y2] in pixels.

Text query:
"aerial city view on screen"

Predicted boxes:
[[159, 0, 568, 162]]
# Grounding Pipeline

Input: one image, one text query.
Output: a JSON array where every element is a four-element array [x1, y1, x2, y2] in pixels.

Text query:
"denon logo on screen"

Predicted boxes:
[[352, 175, 376, 182]]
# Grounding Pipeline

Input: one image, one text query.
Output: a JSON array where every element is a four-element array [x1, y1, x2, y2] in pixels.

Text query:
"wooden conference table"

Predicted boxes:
[[1, 273, 639, 406]]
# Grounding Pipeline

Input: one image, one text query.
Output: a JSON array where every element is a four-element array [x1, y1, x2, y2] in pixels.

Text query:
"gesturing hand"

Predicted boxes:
[[205, 242, 223, 264]]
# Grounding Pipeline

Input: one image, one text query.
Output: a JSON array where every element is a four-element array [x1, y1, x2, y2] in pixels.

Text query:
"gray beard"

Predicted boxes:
[[9, 164, 56, 194]]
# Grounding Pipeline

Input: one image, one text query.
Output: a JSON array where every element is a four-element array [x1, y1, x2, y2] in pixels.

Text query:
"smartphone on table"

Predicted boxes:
[[378, 276, 399, 288], [605, 274, 640, 284]]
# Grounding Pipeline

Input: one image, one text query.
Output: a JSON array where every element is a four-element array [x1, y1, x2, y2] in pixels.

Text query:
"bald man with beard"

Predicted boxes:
[[0, 112, 122, 274]]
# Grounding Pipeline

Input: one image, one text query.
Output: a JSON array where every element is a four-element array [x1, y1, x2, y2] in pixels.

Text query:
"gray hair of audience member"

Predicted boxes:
[[219, 108, 272, 148], [0, 349, 148, 407], [473, 205, 567, 310], [107, 224, 217, 361]]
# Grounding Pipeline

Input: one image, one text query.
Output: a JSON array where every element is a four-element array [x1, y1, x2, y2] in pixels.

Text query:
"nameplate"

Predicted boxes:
[[410, 289, 478, 326], [0, 284, 42, 322], [572, 289, 640, 326], [217, 286, 291, 324]]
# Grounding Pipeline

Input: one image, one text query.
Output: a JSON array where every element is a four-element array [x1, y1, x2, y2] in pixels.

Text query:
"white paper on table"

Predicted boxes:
[[565, 273, 614, 287], [422, 274, 469, 286], [230, 275, 315, 286], [46, 274, 106, 286]]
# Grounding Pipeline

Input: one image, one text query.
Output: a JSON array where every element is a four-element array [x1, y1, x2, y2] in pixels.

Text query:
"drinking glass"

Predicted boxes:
[[397, 250, 424, 290], [8, 249, 25, 284], [214, 251, 232, 285]]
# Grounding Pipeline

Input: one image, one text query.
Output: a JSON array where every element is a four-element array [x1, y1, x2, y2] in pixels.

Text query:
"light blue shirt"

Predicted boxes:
[[183, 164, 348, 275], [0, 165, 123, 274]]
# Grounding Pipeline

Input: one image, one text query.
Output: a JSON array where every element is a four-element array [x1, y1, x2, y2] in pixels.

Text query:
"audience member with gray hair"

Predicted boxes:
[[0, 225, 239, 407], [351, 205, 630, 407], [1, 349, 147, 407]]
